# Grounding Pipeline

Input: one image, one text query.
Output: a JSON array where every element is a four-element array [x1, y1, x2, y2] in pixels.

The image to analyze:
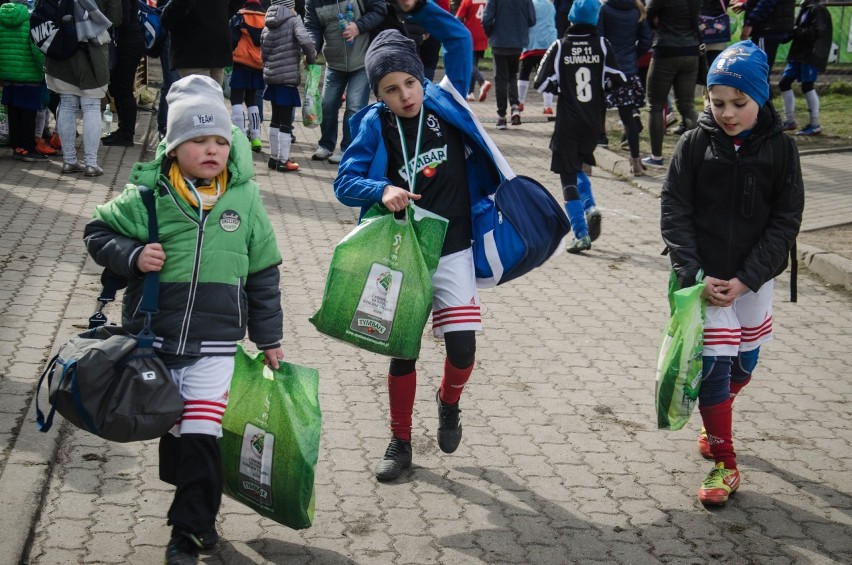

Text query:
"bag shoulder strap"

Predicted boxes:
[[35, 354, 61, 432], [89, 185, 160, 331], [136, 186, 160, 344]]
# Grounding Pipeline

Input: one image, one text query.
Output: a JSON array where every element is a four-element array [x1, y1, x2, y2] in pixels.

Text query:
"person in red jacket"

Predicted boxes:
[[456, 0, 492, 101]]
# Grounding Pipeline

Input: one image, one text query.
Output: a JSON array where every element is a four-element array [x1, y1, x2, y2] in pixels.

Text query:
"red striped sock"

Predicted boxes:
[[388, 371, 416, 442], [700, 397, 736, 469], [439, 358, 474, 405]]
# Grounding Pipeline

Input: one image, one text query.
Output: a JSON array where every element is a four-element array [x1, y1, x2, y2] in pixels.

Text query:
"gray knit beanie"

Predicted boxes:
[[364, 30, 425, 96], [165, 75, 232, 155]]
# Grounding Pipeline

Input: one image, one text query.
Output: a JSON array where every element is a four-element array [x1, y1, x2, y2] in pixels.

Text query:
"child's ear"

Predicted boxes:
[[168, 151, 176, 158]]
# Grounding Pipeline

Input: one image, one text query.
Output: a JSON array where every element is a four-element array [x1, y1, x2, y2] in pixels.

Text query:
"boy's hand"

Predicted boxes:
[[396, 0, 417, 13], [136, 243, 165, 273], [263, 346, 284, 370], [382, 184, 421, 212], [702, 276, 747, 307]]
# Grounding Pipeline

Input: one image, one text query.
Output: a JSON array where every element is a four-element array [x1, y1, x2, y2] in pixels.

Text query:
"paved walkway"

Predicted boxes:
[[1, 91, 851, 565]]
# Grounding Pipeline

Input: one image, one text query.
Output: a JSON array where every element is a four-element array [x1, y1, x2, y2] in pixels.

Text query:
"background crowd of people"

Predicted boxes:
[[0, 0, 833, 181]]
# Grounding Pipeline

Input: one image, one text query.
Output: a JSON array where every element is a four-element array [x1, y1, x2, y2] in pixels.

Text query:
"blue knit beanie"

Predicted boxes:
[[569, 0, 601, 25], [706, 40, 770, 107]]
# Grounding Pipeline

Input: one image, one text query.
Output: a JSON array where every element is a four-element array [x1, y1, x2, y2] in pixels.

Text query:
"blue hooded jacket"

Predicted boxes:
[[334, 1, 518, 220]]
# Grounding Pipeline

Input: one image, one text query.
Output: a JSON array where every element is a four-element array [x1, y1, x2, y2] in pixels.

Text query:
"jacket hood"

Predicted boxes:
[[0, 3, 29, 28], [605, 0, 639, 11], [264, 5, 293, 28], [131, 125, 256, 189]]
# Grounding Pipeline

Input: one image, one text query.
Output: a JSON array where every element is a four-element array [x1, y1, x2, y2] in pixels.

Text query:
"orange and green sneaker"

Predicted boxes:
[[698, 462, 740, 506], [697, 427, 713, 459]]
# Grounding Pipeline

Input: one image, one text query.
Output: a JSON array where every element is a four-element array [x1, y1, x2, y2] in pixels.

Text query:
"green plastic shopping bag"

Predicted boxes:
[[310, 204, 448, 360], [220, 346, 321, 530], [302, 64, 322, 128], [655, 272, 706, 431]]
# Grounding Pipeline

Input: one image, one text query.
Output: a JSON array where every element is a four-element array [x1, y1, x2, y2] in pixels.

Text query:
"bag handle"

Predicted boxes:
[[35, 354, 61, 432]]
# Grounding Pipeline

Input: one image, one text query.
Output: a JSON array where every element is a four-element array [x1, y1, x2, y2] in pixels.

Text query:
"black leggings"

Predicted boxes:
[[230, 87, 257, 106], [270, 104, 294, 134], [779, 75, 815, 94], [618, 105, 641, 158], [389, 330, 476, 376], [519, 54, 543, 82], [7, 106, 37, 152]]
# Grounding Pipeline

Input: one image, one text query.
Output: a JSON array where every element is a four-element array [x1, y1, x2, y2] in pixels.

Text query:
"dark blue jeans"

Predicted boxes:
[[699, 348, 761, 407]]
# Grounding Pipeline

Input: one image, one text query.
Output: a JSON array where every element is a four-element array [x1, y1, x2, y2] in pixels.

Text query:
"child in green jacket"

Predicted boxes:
[[84, 75, 284, 565], [0, 0, 47, 161]]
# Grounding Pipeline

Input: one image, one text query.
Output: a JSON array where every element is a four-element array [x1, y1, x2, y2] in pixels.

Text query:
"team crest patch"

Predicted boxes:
[[220, 210, 241, 232]]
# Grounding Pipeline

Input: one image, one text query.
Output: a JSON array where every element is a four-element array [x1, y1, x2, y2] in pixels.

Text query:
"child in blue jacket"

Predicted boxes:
[[333, 0, 518, 481]]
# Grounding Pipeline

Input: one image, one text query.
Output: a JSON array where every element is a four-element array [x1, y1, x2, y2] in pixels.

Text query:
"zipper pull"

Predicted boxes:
[[498, 211, 503, 224]]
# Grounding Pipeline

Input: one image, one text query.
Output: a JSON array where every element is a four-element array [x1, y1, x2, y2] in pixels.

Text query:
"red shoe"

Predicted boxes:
[[518, 102, 525, 112], [13, 148, 48, 162], [542, 107, 554, 115], [698, 462, 740, 506], [697, 427, 713, 459], [35, 138, 57, 156], [49, 132, 62, 150], [276, 159, 300, 172]]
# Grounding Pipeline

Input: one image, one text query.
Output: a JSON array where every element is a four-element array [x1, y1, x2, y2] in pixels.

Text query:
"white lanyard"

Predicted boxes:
[[395, 109, 426, 196]]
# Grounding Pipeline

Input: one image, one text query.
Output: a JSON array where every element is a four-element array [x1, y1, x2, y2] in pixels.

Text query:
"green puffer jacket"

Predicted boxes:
[[84, 127, 284, 357], [0, 2, 45, 84]]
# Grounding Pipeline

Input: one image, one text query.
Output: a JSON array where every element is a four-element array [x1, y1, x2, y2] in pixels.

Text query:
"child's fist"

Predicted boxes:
[[136, 243, 165, 273]]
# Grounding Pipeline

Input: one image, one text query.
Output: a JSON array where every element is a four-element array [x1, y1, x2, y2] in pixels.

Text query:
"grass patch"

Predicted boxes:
[[603, 86, 852, 159]]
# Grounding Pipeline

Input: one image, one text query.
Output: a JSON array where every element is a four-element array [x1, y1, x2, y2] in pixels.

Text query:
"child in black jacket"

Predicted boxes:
[[777, 0, 832, 136], [661, 40, 804, 507]]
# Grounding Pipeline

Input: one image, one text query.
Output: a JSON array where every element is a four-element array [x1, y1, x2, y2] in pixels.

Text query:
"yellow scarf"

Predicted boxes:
[[168, 162, 228, 210]]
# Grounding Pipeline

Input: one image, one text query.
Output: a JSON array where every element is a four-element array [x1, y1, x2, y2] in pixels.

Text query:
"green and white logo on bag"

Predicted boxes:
[[238, 423, 275, 508], [349, 263, 404, 341]]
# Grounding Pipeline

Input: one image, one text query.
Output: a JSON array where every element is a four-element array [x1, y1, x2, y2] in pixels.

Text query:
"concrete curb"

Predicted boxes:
[[0, 112, 156, 565], [593, 145, 852, 293], [796, 242, 852, 292]]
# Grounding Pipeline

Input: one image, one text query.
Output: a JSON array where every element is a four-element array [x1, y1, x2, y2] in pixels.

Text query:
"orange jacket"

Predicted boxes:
[[233, 7, 265, 70]]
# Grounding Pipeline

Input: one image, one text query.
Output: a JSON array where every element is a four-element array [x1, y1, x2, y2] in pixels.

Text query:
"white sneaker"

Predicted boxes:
[[328, 149, 343, 164], [466, 92, 475, 101], [311, 147, 332, 161]]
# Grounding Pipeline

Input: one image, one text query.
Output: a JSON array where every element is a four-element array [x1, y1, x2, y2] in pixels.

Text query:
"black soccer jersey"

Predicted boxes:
[[534, 29, 625, 172], [383, 110, 472, 257]]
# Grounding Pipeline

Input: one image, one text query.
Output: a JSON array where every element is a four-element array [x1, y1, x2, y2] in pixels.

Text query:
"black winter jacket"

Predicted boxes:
[[660, 105, 804, 292], [787, 0, 832, 71], [162, 0, 243, 70], [646, 0, 701, 52], [743, 0, 795, 39]]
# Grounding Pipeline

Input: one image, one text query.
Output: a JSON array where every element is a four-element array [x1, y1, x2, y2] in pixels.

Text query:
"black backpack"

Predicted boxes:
[[30, 0, 80, 62]]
